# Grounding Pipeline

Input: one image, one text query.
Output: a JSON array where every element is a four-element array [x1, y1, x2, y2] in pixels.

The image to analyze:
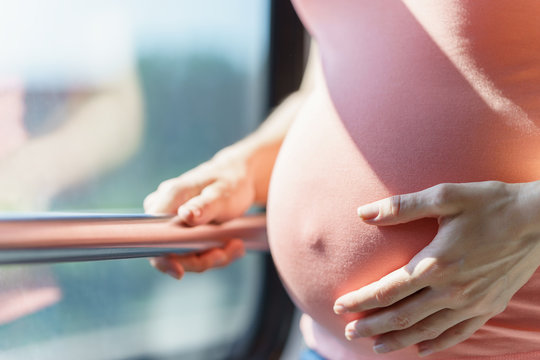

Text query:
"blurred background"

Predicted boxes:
[[0, 1, 270, 358]]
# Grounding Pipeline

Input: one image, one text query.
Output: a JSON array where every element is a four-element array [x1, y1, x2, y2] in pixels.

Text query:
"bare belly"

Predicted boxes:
[[266, 83, 540, 349], [270, 1, 540, 357]]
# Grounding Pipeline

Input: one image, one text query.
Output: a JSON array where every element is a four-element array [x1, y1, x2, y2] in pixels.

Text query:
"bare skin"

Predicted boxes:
[[145, 39, 540, 356], [334, 181, 540, 356], [144, 43, 322, 279]]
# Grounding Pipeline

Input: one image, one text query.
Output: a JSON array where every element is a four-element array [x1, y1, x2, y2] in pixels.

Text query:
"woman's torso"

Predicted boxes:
[[267, 1, 540, 359]]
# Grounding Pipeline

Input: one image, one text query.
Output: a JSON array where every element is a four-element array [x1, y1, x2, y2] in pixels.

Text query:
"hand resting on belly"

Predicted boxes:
[[334, 181, 540, 357]]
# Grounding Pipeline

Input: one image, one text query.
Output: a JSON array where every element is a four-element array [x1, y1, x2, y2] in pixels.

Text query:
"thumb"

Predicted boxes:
[[176, 181, 229, 226], [358, 183, 462, 226]]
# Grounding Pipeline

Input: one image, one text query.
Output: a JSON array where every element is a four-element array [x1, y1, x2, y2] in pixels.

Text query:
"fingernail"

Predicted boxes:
[[192, 207, 202, 217], [178, 207, 191, 220], [358, 204, 379, 220], [373, 343, 391, 354], [418, 347, 434, 357], [345, 328, 357, 341], [333, 304, 346, 314], [166, 270, 180, 279]]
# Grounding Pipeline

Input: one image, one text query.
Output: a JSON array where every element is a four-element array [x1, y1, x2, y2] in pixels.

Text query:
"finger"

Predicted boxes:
[[143, 191, 158, 213], [149, 256, 185, 280], [345, 289, 446, 339], [334, 265, 428, 314], [416, 315, 490, 357], [184, 239, 245, 271], [146, 175, 214, 215], [223, 238, 246, 262], [176, 181, 229, 226], [180, 250, 227, 272], [357, 183, 463, 225], [371, 308, 468, 353], [167, 239, 245, 273]]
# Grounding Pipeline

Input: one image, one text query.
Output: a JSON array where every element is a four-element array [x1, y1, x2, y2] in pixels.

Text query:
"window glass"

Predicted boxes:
[[0, 0, 269, 358]]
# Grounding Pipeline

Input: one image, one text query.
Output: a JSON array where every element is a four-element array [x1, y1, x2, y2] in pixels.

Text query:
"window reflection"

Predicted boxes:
[[0, 0, 268, 358], [0, 266, 60, 326]]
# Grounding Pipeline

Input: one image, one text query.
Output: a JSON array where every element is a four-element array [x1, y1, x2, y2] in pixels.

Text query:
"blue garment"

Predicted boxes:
[[300, 348, 327, 360]]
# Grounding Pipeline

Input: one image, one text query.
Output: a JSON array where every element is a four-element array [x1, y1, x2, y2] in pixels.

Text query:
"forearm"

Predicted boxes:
[[231, 90, 309, 204], [215, 41, 321, 204]]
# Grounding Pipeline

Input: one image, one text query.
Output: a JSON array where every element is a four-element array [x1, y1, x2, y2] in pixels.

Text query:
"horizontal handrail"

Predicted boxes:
[[0, 214, 268, 265]]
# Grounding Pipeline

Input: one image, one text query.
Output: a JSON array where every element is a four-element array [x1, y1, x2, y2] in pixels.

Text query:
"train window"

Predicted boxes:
[[0, 1, 291, 359]]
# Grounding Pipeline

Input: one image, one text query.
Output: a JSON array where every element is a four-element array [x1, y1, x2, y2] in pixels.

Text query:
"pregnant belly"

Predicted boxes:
[[266, 85, 540, 347]]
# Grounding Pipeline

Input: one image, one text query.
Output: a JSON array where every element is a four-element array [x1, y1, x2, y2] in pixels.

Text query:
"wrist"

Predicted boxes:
[[212, 139, 259, 175], [512, 181, 540, 239], [213, 137, 280, 205]]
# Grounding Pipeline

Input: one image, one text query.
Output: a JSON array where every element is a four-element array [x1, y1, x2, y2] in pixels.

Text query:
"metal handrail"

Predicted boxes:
[[0, 214, 268, 264]]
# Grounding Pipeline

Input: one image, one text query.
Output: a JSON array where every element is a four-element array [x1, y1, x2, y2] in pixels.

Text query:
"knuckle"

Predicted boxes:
[[448, 326, 468, 340], [446, 284, 469, 305], [417, 325, 442, 340], [380, 336, 406, 351], [354, 323, 374, 337], [389, 195, 402, 217], [189, 199, 208, 214], [432, 183, 456, 209], [185, 196, 205, 210], [374, 287, 397, 307], [389, 314, 412, 330]]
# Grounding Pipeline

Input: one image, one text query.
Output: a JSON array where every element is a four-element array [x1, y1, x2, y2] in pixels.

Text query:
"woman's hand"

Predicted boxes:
[[333, 181, 540, 357], [148, 239, 245, 280], [143, 147, 256, 279]]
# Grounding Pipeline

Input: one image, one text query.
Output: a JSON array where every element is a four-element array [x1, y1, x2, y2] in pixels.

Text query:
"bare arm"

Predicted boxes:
[[243, 42, 322, 203], [145, 42, 322, 217], [144, 42, 322, 278]]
